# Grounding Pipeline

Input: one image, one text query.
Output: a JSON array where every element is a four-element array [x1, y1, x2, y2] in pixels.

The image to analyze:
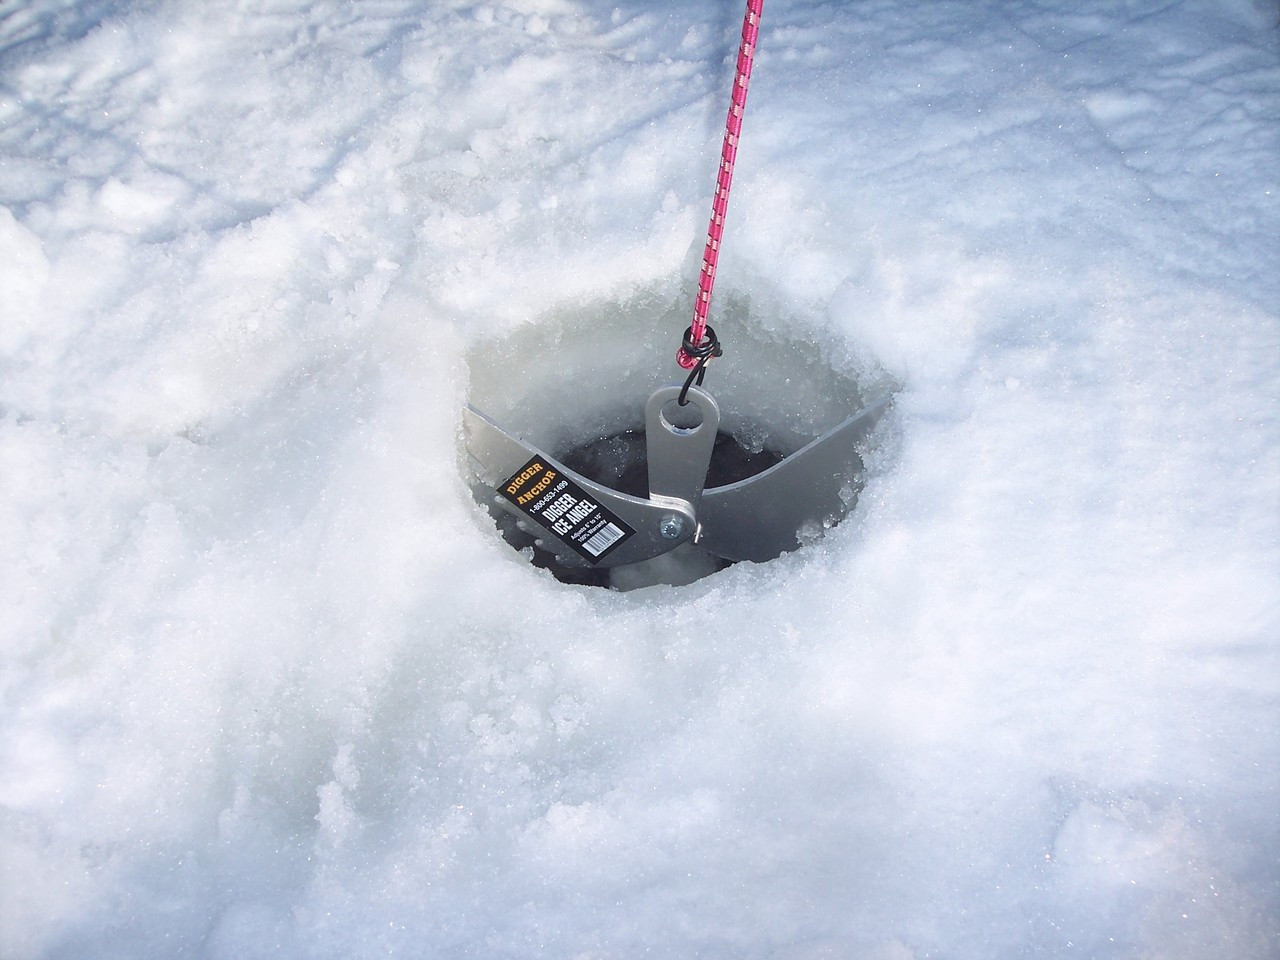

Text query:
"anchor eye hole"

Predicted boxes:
[[659, 398, 706, 434]]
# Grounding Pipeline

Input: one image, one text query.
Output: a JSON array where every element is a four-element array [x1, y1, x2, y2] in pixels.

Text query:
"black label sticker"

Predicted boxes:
[[498, 457, 635, 564]]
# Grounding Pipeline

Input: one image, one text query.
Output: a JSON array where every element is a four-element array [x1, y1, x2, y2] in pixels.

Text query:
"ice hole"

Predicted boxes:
[[462, 280, 889, 590]]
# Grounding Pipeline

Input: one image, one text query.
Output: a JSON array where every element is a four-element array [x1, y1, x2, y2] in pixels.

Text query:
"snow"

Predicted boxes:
[[1, 0, 1277, 957]]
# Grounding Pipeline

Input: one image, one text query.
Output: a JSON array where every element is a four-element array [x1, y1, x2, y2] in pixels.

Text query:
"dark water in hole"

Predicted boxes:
[[489, 429, 786, 588]]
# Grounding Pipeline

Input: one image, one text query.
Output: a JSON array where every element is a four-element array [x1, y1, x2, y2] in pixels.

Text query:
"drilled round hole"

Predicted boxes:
[[462, 282, 892, 590], [659, 398, 706, 433]]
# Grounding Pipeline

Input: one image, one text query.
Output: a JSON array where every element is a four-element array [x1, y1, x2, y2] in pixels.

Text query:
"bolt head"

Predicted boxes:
[[659, 514, 687, 540]]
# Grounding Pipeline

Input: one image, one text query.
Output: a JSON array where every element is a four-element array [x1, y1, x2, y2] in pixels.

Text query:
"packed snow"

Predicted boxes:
[[1, 0, 1278, 957]]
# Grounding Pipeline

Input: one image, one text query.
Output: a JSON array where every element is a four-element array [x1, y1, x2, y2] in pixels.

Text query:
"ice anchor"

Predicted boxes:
[[463, 386, 889, 569], [463, 0, 890, 575]]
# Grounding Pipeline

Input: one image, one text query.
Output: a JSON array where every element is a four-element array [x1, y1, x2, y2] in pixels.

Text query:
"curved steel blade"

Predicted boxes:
[[463, 399, 713, 568], [696, 394, 891, 563]]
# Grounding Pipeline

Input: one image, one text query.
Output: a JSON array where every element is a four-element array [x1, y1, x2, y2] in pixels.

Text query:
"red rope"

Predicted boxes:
[[678, 0, 765, 371]]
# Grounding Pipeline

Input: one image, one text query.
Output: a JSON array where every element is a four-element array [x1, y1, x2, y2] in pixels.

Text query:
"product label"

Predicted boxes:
[[498, 457, 635, 563]]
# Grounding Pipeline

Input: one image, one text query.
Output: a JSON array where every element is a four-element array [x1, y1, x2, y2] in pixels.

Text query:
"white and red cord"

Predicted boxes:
[[678, 0, 765, 371]]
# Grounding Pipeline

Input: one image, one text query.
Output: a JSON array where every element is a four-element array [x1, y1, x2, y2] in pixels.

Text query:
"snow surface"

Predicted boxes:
[[2, 0, 1278, 957]]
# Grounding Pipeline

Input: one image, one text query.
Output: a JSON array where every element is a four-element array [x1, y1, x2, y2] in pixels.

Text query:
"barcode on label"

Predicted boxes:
[[582, 523, 626, 557], [498, 457, 635, 563]]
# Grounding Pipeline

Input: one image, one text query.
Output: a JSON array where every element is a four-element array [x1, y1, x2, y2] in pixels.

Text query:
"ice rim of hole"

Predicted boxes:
[[458, 290, 895, 590]]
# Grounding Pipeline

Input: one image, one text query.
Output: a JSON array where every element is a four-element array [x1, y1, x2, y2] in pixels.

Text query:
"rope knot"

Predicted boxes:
[[677, 325, 723, 405]]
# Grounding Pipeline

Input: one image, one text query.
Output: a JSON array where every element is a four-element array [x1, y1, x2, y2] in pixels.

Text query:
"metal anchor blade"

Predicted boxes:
[[464, 386, 889, 571], [695, 394, 890, 563], [462, 387, 719, 567]]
